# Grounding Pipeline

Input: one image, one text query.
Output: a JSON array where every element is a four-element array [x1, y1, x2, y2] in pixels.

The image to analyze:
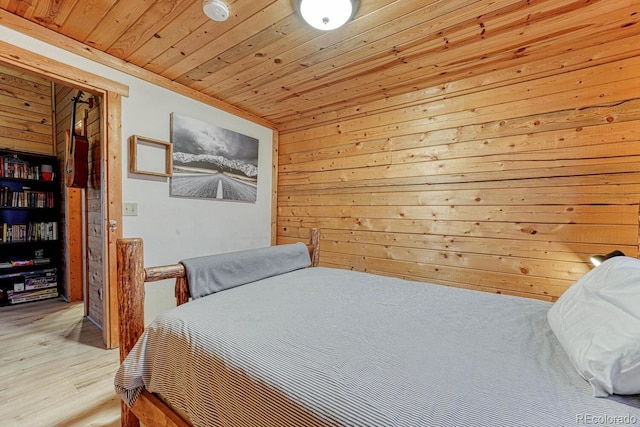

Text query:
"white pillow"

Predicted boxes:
[[547, 256, 640, 397]]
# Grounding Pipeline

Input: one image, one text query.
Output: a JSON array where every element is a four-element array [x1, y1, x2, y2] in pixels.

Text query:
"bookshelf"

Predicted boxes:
[[0, 150, 60, 306]]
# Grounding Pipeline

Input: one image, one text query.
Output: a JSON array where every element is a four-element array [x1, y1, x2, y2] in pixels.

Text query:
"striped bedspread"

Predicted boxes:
[[114, 267, 640, 426]]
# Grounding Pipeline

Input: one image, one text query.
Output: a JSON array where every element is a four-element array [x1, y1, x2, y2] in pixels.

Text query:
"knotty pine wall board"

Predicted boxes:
[[277, 217, 636, 249], [313, 227, 633, 263], [280, 204, 637, 227], [279, 101, 640, 162], [279, 57, 640, 147], [277, 35, 640, 301], [0, 65, 54, 155], [320, 250, 572, 299]]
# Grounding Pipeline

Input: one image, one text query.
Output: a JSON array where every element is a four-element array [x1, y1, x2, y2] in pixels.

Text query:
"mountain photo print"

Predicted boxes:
[[170, 113, 259, 202]]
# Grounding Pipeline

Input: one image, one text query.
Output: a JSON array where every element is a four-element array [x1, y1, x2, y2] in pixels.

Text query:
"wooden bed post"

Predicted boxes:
[[117, 238, 145, 427], [310, 228, 320, 267], [175, 277, 189, 306]]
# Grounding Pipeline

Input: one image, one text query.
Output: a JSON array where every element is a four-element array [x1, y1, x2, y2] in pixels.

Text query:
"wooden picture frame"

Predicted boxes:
[[129, 135, 172, 177]]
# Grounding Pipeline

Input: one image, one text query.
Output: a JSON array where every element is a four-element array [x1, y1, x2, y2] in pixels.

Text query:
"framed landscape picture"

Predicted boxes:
[[170, 113, 259, 202]]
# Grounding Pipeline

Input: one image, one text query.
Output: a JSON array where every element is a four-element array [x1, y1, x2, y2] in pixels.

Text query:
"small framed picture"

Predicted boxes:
[[129, 135, 172, 177]]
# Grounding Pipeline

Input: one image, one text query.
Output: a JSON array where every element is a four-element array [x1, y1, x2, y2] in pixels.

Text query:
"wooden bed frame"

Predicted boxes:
[[115, 215, 640, 427], [116, 228, 321, 427]]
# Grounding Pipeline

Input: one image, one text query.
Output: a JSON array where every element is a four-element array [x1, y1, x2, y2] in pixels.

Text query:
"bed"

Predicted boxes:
[[114, 228, 640, 427]]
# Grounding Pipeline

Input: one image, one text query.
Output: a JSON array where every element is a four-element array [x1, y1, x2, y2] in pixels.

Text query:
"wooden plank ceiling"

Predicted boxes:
[[0, 0, 630, 127]]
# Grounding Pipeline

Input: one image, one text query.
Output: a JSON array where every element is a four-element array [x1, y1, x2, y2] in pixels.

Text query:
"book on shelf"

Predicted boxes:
[[0, 267, 57, 280], [0, 186, 55, 208], [0, 155, 41, 180], [12, 276, 57, 292], [7, 287, 58, 304], [1, 221, 58, 242], [0, 258, 50, 268], [8, 257, 33, 267], [4, 188, 55, 208], [25, 271, 57, 285]]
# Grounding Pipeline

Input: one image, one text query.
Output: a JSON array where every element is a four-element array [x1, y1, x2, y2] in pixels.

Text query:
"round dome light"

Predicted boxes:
[[299, 0, 355, 31]]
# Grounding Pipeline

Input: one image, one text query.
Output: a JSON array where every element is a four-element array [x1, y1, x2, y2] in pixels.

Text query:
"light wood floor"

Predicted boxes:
[[0, 298, 121, 426]]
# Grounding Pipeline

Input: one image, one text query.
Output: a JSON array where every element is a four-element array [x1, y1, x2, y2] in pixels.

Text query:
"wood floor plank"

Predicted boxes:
[[0, 299, 120, 426]]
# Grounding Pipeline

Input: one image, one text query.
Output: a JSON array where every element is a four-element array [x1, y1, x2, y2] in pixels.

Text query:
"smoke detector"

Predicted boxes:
[[203, 0, 229, 21]]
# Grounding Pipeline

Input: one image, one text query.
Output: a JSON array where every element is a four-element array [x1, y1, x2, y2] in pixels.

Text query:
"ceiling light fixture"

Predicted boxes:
[[203, 0, 229, 22], [298, 0, 357, 31]]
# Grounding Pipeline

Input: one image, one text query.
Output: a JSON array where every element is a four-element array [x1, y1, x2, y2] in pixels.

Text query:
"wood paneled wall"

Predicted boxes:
[[0, 65, 54, 155], [54, 85, 79, 303], [277, 35, 640, 301]]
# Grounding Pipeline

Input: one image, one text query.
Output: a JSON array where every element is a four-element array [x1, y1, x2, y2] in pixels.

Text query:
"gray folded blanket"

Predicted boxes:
[[180, 242, 311, 299]]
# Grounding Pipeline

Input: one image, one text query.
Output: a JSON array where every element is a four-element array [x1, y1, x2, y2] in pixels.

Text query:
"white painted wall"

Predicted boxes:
[[1, 26, 274, 322]]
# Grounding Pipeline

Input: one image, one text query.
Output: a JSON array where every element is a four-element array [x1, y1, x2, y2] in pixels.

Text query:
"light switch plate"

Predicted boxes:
[[123, 202, 138, 216]]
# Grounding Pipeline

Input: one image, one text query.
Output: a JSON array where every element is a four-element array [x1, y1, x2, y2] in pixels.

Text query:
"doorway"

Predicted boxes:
[[0, 41, 127, 348], [54, 85, 104, 325]]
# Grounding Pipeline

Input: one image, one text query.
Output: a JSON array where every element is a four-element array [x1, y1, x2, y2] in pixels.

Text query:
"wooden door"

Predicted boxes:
[[103, 92, 123, 349]]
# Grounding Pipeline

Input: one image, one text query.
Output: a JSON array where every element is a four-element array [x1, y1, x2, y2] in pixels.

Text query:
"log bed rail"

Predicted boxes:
[[116, 228, 320, 427]]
